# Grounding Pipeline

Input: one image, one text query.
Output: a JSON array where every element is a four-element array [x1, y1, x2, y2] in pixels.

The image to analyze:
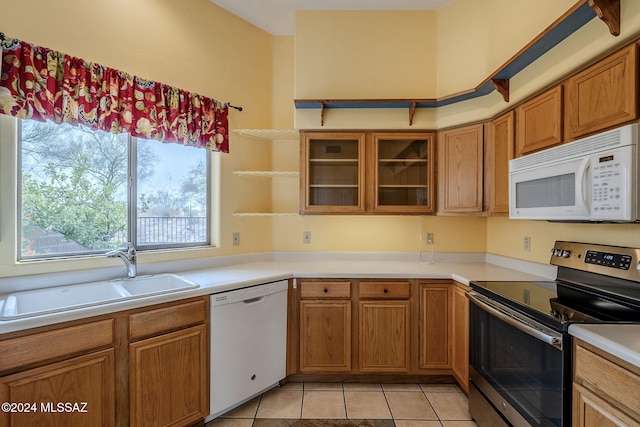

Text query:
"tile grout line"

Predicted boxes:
[[419, 384, 440, 421]]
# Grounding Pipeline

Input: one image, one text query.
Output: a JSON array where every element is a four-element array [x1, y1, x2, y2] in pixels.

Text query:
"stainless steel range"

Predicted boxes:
[[468, 241, 640, 427]]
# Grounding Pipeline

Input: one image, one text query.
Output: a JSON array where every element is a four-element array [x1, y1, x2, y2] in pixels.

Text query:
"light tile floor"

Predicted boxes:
[[206, 383, 477, 427]]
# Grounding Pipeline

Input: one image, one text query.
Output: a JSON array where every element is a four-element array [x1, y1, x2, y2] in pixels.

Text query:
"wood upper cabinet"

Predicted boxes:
[[486, 111, 514, 215], [565, 44, 638, 140], [516, 86, 563, 157], [359, 281, 411, 373], [299, 281, 352, 373], [300, 131, 435, 214], [451, 282, 469, 393], [573, 339, 640, 427], [300, 132, 366, 214], [369, 133, 435, 214], [437, 124, 484, 214], [419, 282, 451, 370]]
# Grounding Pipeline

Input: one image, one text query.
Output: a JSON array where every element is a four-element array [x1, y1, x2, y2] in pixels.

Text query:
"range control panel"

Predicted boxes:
[[551, 241, 640, 281], [585, 250, 632, 270]]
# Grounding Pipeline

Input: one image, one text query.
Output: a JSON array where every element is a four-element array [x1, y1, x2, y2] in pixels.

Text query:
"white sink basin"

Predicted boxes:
[[111, 274, 199, 297], [0, 274, 199, 320]]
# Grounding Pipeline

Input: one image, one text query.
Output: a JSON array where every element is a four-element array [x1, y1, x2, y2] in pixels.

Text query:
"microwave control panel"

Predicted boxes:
[[591, 153, 626, 218]]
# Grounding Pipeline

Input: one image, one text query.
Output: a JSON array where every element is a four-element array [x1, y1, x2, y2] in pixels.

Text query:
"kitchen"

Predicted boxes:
[[1, 0, 640, 426]]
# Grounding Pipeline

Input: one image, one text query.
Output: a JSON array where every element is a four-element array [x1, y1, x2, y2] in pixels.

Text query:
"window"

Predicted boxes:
[[19, 119, 210, 259]]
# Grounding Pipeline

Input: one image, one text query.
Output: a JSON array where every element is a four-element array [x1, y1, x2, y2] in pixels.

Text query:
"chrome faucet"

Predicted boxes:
[[106, 242, 137, 278]]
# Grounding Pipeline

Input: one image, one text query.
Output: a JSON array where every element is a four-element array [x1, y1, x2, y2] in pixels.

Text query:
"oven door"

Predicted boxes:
[[468, 291, 571, 427]]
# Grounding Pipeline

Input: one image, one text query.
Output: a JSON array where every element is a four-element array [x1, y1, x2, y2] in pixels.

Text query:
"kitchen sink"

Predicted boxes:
[[111, 274, 199, 297], [0, 274, 199, 320]]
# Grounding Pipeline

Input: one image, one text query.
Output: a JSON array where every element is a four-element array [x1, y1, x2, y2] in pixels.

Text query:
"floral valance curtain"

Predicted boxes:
[[0, 37, 229, 152]]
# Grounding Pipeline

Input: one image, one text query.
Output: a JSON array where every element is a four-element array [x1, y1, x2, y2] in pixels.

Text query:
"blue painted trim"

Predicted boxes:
[[295, 2, 597, 110]]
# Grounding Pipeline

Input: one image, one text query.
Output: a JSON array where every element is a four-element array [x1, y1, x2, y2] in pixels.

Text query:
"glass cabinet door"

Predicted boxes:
[[371, 133, 435, 213], [301, 132, 366, 213]]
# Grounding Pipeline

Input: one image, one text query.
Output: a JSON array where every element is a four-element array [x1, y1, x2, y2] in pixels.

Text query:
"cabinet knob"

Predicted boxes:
[[323, 288, 328, 293], [384, 288, 389, 294]]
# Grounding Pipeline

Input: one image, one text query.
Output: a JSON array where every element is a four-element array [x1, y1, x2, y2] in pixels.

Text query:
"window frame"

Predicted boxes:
[[16, 118, 213, 261]]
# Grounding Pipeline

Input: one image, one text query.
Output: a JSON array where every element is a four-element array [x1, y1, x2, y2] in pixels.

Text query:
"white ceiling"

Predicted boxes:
[[210, 0, 454, 36]]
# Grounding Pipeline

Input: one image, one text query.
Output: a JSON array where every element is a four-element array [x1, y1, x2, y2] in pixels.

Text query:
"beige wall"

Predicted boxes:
[[0, 0, 276, 277], [290, 1, 640, 262], [294, 10, 437, 100], [2, 0, 640, 279]]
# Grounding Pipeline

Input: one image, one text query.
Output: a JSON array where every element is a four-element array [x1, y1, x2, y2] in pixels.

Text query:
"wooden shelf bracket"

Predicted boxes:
[[491, 78, 510, 102], [588, 0, 620, 36], [409, 102, 417, 126]]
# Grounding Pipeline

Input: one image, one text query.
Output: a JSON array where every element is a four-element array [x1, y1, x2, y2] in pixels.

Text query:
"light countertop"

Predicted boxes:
[[0, 254, 552, 334], [4, 253, 639, 368], [569, 324, 640, 369]]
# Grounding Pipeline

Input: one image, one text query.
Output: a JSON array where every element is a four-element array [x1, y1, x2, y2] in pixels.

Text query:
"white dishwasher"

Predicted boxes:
[[207, 280, 288, 420]]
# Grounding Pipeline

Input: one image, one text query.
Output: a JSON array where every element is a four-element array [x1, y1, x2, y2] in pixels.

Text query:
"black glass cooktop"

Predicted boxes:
[[471, 275, 640, 332], [471, 280, 558, 312], [470, 280, 561, 328]]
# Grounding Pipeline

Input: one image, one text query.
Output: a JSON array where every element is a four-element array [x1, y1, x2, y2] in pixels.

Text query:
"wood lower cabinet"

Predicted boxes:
[[419, 282, 451, 370], [299, 281, 352, 373], [128, 298, 209, 427], [0, 349, 115, 427], [565, 44, 638, 140], [359, 281, 411, 373], [0, 296, 209, 427], [359, 300, 411, 372], [451, 282, 469, 393], [573, 339, 640, 426], [292, 278, 460, 378], [129, 325, 208, 427], [300, 300, 352, 372], [437, 124, 484, 214], [0, 319, 115, 427]]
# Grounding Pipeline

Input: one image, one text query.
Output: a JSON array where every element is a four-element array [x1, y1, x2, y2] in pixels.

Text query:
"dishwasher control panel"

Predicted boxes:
[[210, 280, 288, 306]]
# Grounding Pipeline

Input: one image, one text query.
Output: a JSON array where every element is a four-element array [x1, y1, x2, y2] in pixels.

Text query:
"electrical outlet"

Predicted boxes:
[[232, 232, 240, 246], [426, 232, 434, 244], [303, 231, 311, 244], [523, 236, 531, 252]]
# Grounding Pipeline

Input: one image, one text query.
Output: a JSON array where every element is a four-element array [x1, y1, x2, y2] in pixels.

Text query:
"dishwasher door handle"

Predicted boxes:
[[243, 296, 266, 304]]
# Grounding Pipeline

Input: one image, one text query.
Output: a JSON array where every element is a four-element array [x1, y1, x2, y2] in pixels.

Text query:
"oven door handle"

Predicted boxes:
[[468, 291, 563, 350]]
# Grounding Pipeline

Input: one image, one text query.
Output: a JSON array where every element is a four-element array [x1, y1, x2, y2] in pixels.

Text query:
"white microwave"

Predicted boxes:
[[510, 123, 640, 222]]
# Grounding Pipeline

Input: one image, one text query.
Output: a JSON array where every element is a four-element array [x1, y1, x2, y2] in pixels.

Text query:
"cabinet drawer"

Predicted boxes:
[[574, 342, 640, 417], [359, 281, 410, 299], [300, 281, 351, 299], [0, 319, 114, 373], [129, 298, 207, 341]]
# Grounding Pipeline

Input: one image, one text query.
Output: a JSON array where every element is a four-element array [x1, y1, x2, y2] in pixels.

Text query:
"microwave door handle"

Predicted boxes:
[[577, 157, 591, 212]]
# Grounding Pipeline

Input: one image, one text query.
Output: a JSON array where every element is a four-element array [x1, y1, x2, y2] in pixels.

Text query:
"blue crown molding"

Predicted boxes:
[[295, 0, 620, 126]]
